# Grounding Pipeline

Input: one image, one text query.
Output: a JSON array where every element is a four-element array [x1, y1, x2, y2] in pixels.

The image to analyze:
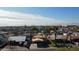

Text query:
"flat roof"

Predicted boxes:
[[8, 36, 26, 42]]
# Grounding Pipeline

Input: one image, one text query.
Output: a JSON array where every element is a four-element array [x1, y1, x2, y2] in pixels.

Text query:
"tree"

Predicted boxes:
[[31, 26, 39, 33], [43, 26, 54, 33]]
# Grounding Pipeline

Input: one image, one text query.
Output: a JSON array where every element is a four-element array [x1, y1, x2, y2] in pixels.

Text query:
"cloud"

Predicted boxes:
[[0, 9, 65, 26]]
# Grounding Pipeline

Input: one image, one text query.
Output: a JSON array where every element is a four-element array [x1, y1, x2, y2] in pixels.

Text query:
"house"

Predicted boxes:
[[70, 32, 79, 41], [47, 33, 55, 40], [56, 33, 68, 40], [8, 34, 32, 47], [32, 33, 46, 42]]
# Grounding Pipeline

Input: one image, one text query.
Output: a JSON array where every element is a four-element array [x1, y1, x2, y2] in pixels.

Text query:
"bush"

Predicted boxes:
[[50, 40, 56, 47]]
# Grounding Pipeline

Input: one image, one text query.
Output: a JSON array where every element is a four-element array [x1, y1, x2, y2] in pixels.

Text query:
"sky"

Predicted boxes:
[[0, 7, 78, 26]]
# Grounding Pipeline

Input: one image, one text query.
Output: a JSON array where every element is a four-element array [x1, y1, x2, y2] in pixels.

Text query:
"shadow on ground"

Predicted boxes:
[[37, 41, 49, 48]]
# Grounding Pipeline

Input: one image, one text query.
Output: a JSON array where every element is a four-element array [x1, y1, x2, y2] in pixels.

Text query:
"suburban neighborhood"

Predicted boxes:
[[0, 25, 79, 51], [0, 7, 79, 51]]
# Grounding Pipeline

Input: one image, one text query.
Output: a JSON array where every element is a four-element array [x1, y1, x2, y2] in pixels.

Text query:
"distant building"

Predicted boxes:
[[56, 33, 68, 40], [71, 32, 79, 40], [47, 34, 55, 40]]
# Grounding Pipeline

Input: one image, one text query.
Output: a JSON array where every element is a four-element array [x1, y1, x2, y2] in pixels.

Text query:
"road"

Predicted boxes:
[[1, 46, 54, 51], [0, 43, 55, 51]]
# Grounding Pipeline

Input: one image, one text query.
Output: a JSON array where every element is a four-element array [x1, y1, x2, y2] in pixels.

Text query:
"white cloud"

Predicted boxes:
[[0, 9, 65, 26]]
